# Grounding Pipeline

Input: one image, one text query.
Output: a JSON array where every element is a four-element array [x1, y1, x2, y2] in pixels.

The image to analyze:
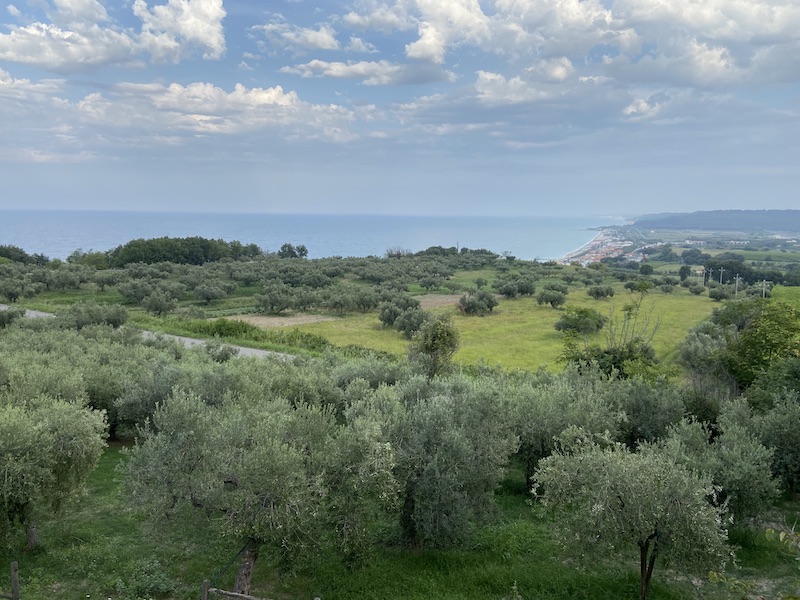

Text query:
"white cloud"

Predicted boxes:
[[134, 0, 226, 62], [473, 70, 551, 105], [0, 22, 137, 72], [405, 0, 490, 63], [253, 18, 339, 52], [281, 59, 453, 85], [607, 37, 742, 86], [614, 0, 800, 44], [0, 0, 226, 72], [526, 57, 575, 82], [0, 68, 63, 95], [75, 80, 355, 139], [346, 35, 377, 53], [51, 0, 109, 25], [343, 0, 412, 31], [6, 4, 21, 18], [623, 97, 661, 121], [405, 22, 445, 63], [337, 0, 800, 87]]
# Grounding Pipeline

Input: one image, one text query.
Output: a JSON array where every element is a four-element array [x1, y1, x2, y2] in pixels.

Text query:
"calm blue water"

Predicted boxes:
[[0, 211, 620, 261]]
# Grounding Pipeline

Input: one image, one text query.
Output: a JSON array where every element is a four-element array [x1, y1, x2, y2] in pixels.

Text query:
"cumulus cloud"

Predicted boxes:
[[343, 0, 412, 31], [606, 37, 742, 86], [405, 0, 491, 63], [338, 0, 800, 87], [134, 0, 226, 62], [623, 97, 661, 121], [526, 57, 575, 82], [0, 22, 138, 72], [281, 59, 453, 85], [0, 68, 65, 98], [473, 70, 552, 105], [75, 79, 355, 139], [0, 0, 226, 72], [50, 0, 110, 26], [253, 18, 340, 52], [3, 0, 800, 174], [346, 36, 377, 53]]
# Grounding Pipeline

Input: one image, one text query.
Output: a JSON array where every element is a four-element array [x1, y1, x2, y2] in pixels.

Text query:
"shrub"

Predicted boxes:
[[587, 285, 614, 299], [459, 290, 499, 315], [553, 307, 606, 334]]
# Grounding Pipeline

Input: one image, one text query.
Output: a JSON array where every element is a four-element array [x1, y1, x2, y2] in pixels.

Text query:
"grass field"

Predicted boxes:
[[291, 284, 717, 370]]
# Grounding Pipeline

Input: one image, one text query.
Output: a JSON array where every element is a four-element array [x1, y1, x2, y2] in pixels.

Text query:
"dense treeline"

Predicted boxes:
[[106, 236, 264, 266]]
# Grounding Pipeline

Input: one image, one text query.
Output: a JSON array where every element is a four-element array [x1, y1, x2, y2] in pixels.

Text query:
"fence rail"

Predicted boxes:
[[201, 579, 266, 600], [0, 562, 19, 600]]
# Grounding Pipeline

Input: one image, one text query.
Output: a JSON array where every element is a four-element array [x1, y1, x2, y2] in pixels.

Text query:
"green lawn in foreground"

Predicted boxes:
[[293, 285, 717, 370], [4, 448, 796, 600]]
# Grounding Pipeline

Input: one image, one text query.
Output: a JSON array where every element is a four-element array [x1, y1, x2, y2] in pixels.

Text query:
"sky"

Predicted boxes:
[[0, 0, 799, 217]]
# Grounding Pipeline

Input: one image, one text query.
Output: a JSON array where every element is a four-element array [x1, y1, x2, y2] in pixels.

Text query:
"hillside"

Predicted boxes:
[[633, 210, 800, 232]]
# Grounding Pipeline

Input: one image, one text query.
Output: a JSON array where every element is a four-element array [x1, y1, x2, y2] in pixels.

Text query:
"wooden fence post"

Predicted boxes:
[[201, 579, 211, 600], [10, 562, 19, 600]]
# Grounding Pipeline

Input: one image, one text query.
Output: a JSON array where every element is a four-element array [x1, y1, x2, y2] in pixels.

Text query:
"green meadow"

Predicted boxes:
[[293, 284, 717, 370]]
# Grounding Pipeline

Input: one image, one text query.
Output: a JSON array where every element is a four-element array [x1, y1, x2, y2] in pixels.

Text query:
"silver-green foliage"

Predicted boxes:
[[719, 393, 800, 495], [511, 367, 625, 489], [122, 389, 397, 577], [652, 418, 777, 522], [0, 395, 106, 547], [535, 430, 729, 600], [358, 375, 518, 548]]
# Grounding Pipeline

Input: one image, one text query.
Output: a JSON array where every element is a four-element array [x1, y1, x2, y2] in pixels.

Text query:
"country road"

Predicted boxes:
[[0, 304, 292, 360]]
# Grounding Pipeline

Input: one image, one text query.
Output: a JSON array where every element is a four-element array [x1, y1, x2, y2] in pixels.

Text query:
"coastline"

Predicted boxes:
[[559, 231, 604, 263], [558, 228, 630, 264]]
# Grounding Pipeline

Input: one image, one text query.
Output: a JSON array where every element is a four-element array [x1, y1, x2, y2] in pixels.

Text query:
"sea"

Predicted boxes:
[[0, 210, 622, 261]]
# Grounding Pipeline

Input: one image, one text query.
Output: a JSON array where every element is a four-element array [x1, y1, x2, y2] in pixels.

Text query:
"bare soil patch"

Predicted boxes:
[[231, 295, 460, 329], [418, 294, 462, 309], [233, 314, 339, 328]]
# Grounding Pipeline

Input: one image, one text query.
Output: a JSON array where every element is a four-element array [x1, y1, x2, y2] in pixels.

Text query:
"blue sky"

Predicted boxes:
[[1, 0, 798, 217]]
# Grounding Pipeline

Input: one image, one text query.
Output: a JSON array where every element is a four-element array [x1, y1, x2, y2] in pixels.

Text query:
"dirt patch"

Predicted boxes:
[[418, 294, 462, 309], [231, 295, 461, 328], [233, 314, 339, 328]]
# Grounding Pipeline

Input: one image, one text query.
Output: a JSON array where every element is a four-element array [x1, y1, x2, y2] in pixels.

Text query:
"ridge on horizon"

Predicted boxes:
[[632, 209, 800, 232]]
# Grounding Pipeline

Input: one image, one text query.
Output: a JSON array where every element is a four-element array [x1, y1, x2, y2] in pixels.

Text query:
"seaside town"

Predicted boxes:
[[558, 229, 633, 265]]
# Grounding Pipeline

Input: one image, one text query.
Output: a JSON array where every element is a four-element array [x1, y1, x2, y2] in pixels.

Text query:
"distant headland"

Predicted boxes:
[[631, 210, 800, 232]]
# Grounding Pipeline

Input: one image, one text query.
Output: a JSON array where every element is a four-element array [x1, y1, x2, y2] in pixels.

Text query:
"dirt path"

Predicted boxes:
[[1, 304, 291, 360], [0, 303, 54, 318], [418, 294, 462, 309], [232, 313, 338, 327]]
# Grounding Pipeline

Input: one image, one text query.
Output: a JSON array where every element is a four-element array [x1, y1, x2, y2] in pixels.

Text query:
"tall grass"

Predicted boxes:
[[294, 284, 716, 370]]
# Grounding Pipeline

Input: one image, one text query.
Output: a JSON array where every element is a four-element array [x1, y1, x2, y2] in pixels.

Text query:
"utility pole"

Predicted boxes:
[[719, 266, 725, 284], [734, 274, 740, 299]]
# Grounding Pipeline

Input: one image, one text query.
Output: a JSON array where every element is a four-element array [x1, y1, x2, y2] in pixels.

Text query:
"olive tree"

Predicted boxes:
[[0, 396, 106, 549], [408, 314, 460, 379], [372, 377, 517, 549], [122, 390, 395, 594], [510, 367, 624, 490], [536, 431, 729, 600], [653, 419, 777, 522]]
